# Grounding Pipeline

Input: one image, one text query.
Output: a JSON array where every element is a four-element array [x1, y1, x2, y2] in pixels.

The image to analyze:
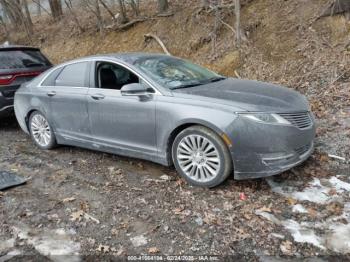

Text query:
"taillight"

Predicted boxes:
[[0, 75, 14, 85], [0, 71, 42, 86]]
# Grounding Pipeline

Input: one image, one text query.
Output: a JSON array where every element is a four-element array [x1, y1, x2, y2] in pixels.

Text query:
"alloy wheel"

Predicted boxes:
[[176, 134, 221, 182], [30, 114, 52, 147]]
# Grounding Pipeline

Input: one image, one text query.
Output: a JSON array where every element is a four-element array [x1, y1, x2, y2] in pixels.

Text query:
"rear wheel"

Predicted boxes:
[[29, 111, 57, 150], [172, 125, 232, 188]]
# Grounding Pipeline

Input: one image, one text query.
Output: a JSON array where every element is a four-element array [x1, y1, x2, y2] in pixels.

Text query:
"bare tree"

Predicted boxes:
[[48, 0, 63, 21], [0, 0, 33, 39], [0, 0, 22, 29], [157, 0, 168, 13], [235, 0, 241, 47], [37, 0, 41, 16], [82, 0, 104, 32], [129, 0, 140, 17], [117, 0, 128, 23], [22, 0, 33, 31], [99, 0, 116, 21], [65, 0, 84, 32]]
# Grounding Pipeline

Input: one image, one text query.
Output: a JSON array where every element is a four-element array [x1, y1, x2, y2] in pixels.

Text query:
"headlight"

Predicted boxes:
[[240, 113, 291, 125]]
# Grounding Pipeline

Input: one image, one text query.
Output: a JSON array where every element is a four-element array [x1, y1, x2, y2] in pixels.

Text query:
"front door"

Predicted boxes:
[[87, 61, 157, 157]]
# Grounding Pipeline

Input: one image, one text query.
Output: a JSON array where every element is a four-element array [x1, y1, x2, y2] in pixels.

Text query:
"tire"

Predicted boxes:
[[29, 111, 57, 150], [172, 125, 233, 188]]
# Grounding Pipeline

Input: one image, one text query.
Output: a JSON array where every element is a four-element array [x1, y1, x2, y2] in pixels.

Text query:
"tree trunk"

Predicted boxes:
[[22, 0, 33, 31], [157, 0, 168, 13], [235, 0, 241, 47], [94, 0, 103, 32], [0, 0, 22, 28], [117, 0, 128, 23], [37, 0, 41, 16], [48, 0, 63, 21], [129, 0, 140, 16]]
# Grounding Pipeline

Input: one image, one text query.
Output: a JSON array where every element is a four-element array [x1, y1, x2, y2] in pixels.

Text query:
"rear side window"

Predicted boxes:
[[0, 50, 51, 69], [55, 62, 88, 87], [41, 67, 64, 86]]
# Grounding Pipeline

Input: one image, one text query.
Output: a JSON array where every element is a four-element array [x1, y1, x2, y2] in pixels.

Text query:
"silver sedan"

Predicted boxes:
[[14, 53, 316, 187]]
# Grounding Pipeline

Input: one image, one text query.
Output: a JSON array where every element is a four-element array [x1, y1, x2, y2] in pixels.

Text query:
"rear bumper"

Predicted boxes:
[[0, 95, 14, 117], [225, 114, 316, 180]]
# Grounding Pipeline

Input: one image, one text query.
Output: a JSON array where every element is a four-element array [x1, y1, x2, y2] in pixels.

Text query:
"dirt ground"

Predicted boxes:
[[0, 108, 349, 261]]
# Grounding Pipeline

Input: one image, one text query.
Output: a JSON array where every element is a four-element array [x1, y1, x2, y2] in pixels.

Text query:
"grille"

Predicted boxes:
[[295, 143, 312, 156], [278, 112, 312, 129]]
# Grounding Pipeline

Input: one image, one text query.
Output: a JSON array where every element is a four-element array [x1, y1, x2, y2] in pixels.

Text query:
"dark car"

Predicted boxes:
[[14, 53, 315, 187], [0, 45, 52, 117]]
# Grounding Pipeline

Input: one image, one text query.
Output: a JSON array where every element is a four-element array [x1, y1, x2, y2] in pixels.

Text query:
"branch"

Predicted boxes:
[[32, 0, 51, 15], [116, 17, 146, 31], [99, 0, 116, 21], [144, 33, 171, 55]]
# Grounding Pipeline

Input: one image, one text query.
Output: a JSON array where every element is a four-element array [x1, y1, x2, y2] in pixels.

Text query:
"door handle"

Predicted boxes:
[[91, 94, 105, 100], [47, 91, 56, 97]]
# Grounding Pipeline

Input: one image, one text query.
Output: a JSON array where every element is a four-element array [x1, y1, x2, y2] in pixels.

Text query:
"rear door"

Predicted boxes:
[[44, 61, 91, 141]]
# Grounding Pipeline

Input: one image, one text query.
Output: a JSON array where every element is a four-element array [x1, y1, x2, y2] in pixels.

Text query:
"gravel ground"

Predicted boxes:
[[0, 114, 349, 261]]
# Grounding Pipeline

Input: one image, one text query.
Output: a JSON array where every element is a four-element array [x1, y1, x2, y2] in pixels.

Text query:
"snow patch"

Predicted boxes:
[[255, 211, 325, 249], [267, 176, 350, 204], [260, 176, 350, 254], [130, 235, 148, 247], [292, 204, 308, 213], [12, 225, 80, 262]]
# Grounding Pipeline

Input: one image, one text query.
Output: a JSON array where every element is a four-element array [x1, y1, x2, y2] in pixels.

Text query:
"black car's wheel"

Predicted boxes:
[[29, 111, 57, 150], [172, 125, 232, 188]]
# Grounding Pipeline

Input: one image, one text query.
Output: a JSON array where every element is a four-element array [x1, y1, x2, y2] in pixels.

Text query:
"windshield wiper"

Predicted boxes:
[[207, 76, 226, 83], [171, 82, 203, 90], [171, 77, 226, 90]]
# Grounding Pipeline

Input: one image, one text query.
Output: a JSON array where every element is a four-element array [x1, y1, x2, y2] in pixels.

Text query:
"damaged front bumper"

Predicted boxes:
[[225, 114, 316, 180], [234, 142, 314, 179]]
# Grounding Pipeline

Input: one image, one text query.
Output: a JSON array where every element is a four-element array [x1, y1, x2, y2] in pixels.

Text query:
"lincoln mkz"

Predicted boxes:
[[14, 53, 316, 187]]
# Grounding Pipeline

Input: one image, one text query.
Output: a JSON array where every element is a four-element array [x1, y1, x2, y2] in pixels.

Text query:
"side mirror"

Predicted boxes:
[[121, 83, 153, 96]]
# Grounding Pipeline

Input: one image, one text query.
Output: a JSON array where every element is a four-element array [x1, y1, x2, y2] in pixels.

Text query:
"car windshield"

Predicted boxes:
[[133, 56, 225, 90], [0, 50, 51, 70]]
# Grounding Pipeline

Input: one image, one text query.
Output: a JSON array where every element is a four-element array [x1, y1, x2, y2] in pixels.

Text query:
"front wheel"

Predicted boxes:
[[29, 111, 57, 150], [172, 125, 232, 188]]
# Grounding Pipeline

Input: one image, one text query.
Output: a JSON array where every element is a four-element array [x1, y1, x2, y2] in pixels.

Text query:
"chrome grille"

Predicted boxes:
[[295, 143, 312, 156], [278, 112, 312, 129]]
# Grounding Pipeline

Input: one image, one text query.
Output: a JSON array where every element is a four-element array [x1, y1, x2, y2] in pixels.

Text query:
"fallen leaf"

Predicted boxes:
[[257, 206, 272, 213], [307, 208, 318, 218], [287, 197, 297, 205], [280, 240, 293, 255], [173, 207, 184, 214], [223, 202, 233, 211], [70, 210, 84, 222], [97, 244, 110, 253], [148, 247, 160, 254]]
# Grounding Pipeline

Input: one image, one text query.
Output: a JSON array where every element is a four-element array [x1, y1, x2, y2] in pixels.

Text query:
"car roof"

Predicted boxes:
[[83, 52, 171, 64], [0, 45, 40, 52]]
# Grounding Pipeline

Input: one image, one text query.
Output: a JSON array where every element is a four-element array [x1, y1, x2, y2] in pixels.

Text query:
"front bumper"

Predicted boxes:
[[226, 114, 316, 180]]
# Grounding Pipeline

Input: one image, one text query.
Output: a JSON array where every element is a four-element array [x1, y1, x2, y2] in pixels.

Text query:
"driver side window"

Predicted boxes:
[[96, 62, 139, 90]]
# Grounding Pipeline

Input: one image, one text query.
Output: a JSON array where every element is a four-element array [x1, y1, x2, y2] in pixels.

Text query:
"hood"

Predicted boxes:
[[172, 78, 309, 112]]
